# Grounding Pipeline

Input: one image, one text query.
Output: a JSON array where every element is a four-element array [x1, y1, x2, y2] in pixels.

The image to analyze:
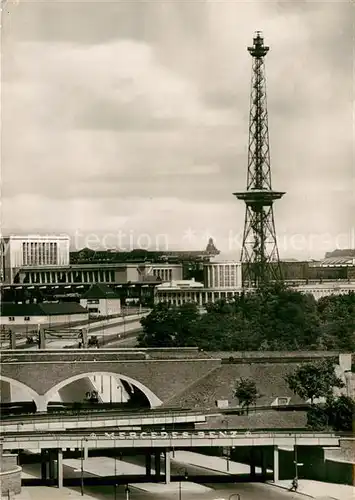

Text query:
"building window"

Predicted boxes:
[[24, 316, 30, 321], [276, 397, 290, 406], [8, 317, 15, 321]]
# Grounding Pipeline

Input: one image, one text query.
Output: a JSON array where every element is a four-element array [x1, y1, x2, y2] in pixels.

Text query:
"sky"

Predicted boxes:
[[1, 0, 354, 259]]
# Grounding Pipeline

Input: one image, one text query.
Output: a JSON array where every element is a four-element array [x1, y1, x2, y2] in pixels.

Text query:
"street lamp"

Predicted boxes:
[[80, 437, 88, 496], [222, 419, 230, 472], [114, 454, 117, 500], [178, 470, 188, 500], [125, 484, 130, 500]]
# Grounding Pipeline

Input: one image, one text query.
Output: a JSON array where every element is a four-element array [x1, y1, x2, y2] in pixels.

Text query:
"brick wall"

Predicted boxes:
[[0, 468, 22, 496], [0, 455, 17, 472], [1, 358, 221, 404]]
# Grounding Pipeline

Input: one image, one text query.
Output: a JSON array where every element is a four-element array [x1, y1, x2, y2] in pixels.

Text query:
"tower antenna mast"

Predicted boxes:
[[234, 32, 285, 288]]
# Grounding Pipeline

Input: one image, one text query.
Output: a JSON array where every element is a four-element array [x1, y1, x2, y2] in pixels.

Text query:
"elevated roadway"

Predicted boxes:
[[0, 409, 206, 433], [2, 429, 341, 451]]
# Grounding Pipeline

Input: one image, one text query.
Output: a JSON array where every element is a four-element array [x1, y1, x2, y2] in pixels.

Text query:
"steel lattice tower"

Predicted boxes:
[[233, 32, 285, 288]]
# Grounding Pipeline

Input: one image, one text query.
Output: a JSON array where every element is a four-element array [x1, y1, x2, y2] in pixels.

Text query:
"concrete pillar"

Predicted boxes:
[[273, 445, 279, 482], [57, 449, 63, 488], [164, 450, 171, 484], [48, 450, 55, 482], [250, 447, 256, 478], [82, 328, 88, 348], [154, 451, 161, 479], [9, 330, 16, 350], [0, 380, 12, 403], [261, 448, 267, 480], [39, 329, 46, 349], [41, 450, 48, 481], [36, 396, 47, 413], [145, 453, 152, 477]]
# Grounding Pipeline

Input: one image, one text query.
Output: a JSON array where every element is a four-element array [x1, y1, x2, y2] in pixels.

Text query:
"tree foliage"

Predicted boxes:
[[234, 378, 258, 414], [138, 301, 200, 347], [326, 395, 354, 432], [287, 361, 353, 433], [285, 359, 345, 403], [138, 286, 355, 352]]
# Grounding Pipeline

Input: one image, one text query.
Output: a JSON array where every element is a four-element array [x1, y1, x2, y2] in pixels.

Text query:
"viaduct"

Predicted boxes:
[[0, 349, 351, 412]]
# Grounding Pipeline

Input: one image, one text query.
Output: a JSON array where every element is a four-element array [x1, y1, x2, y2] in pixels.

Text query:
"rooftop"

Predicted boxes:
[[1, 302, 87, 317], [82, 283, 120, 300]]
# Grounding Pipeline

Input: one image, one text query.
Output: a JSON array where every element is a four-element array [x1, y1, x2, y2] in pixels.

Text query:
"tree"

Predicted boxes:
[[317, 293, 355, 351], [327, 395, 354, 432], [234, 378, 258, 414], [286, 359, 345, 403], [137, 301, 199, 348]]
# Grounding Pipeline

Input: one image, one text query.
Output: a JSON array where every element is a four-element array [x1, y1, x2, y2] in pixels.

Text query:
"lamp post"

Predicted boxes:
[[222, 419, 230, 472], [80, 437, 88, 496], [80, 443, 84, 496], [125, 484, 130, 500], [178, 470, 188, 500], [114, 455, 117, 500]]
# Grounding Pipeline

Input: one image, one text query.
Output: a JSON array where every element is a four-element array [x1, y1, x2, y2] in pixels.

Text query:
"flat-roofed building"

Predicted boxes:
[[155, 278, 243, 306], [294, 282, 355, 300], [0, 301, 88, 326], [9, 262, 182, 286], [1, 235, 70, 284], [204, 261, 242, 289], [80, 283, 121, 317]]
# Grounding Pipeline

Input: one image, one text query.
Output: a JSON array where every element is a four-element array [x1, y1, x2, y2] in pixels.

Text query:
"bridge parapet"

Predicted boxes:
[[2, 430, 342, 452]]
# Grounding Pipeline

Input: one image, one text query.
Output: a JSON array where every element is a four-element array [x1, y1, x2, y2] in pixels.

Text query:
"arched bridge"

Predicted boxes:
[[1, 349, 349, 413], [0, 349, 220, 411]]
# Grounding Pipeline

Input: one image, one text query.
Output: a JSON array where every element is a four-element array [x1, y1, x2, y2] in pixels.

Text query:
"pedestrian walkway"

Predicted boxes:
[[10, 487, 96, 500], [270, 479, 355, 500], [172, 450, 272, 474]]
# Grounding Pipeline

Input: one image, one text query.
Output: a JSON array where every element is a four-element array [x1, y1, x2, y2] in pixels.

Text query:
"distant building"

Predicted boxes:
[[70, 238, 220, 265], [204, 261, 242, 289], [2, 261, 182, 286], [0, 235, 70, 284], [0, 301, 88, 326], [294, 282, 355, 300], [80, 283, 121, 317], [155, 263, 244, 306]]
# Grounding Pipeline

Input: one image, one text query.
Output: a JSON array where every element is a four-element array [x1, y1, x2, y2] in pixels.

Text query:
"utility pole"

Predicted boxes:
[[234, 32, 285, 288]]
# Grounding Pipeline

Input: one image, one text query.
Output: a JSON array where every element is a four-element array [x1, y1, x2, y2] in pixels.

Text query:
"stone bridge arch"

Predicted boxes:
[[0, 375, 43, 410], [44, 371, 163, 409]]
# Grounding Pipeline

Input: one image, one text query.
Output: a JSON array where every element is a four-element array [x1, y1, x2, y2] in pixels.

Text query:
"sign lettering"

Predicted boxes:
[[84, 430, 249, 440]]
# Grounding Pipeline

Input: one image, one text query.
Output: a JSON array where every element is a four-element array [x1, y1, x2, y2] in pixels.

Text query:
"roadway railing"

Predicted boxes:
[[0, 407, 204, 424]]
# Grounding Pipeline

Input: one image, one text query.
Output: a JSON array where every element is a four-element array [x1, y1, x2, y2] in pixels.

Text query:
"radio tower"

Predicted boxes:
[[234, 32, 285, 288]]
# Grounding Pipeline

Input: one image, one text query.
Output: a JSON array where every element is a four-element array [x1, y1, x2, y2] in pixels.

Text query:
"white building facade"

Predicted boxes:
[[155, 261, 244, 306], [294, 282, 355, 300], [1, 235, 70, 283], [204, 261, 242, 288]]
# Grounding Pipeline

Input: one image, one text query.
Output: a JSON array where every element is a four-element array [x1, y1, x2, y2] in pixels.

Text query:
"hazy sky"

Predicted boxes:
[[2, 0, 354, 259]]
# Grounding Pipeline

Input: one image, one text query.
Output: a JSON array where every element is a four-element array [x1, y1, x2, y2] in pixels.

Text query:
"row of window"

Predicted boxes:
[[23, 270, 116, 284], [152, 269, 173, 281], [22, 242, 58, 266]]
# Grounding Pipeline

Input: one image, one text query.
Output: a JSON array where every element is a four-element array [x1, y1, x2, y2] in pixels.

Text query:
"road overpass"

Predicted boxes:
[[1, 428, 343, 488], [3, 429, 341, 451], [0, 409, 206, 433]]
